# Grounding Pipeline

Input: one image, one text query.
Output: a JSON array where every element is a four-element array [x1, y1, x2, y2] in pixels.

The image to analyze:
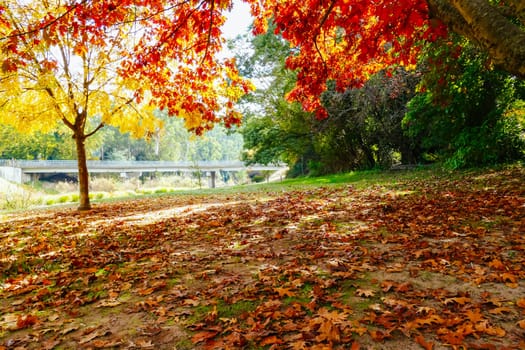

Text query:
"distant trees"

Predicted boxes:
[[0, 115, 244, 163], [236, 24, 318, 175], [237, 26, 524, 176], [0, 125, 75, 160]]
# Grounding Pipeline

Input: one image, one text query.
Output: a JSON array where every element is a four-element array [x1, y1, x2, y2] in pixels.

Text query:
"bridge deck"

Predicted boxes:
[[0, 160, 288, 185], [0, 160, 285, 173]]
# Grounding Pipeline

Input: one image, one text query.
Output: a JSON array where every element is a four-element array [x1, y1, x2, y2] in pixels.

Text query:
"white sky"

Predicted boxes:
[[221, 0, 252, 40]]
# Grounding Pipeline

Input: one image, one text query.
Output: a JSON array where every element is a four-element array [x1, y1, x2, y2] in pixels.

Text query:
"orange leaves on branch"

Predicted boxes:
[[1, 0, 252, 136]]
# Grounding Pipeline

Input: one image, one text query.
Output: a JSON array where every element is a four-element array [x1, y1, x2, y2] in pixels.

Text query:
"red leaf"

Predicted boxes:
[[16, 314, 38, 329]]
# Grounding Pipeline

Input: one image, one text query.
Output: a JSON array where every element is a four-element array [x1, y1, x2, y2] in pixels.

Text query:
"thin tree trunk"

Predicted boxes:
[[74, 134, 91, 210]]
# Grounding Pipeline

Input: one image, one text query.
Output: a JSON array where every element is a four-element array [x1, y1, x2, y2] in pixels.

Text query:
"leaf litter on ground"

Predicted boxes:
[[0, 165, 524, 349]]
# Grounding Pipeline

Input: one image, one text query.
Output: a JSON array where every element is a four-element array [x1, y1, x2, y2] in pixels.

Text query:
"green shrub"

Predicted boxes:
[[58, 195, 70, 203]]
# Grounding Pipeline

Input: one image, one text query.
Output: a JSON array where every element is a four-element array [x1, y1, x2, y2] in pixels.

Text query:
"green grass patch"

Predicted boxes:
[[217, 299, 259, 319]]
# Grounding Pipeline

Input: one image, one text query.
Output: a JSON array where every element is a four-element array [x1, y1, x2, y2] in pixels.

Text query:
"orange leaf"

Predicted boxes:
[[274, 287, 296, 297], [501, 272, 517, 283], [488, 259, 505, 270], [517, 319, 525, 329], [516, 298, 525, 308], [138, 287, 154, 296], [415, 335, 433, 350], [260, 335, 283, 346], [316, 319, 341, 342], [465, 309, 483, 323], [443, 297, 471, 305], [16, 314, 38, 330], [369, 329, 390, 341], [488, 306, 513, 315], [191, 330, 219, 344], [356, 288, 375, 297]]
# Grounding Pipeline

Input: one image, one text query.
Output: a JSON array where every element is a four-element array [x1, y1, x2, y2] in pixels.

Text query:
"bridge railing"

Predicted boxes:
[[0, 159, 286, 170]]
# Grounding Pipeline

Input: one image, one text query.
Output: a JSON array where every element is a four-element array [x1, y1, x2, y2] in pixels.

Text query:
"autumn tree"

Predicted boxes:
[[247, 0, 524, 117], [0, 0, 252, 210]]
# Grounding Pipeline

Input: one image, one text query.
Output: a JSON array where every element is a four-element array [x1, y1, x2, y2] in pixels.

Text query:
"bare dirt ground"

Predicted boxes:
[[0, 166, 524, 349]]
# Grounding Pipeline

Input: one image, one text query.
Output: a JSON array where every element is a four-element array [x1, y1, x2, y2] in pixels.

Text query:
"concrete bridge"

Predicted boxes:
[[0, 160, 287, 188]]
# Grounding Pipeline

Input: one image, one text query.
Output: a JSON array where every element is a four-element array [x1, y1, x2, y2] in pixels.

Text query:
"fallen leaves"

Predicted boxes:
[[16, 314, 38, 330], [0, 166, 524, 348]]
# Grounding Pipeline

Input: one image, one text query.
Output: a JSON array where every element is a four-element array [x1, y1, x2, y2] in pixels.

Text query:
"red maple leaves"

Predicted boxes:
[[248, 0, 447, 118]]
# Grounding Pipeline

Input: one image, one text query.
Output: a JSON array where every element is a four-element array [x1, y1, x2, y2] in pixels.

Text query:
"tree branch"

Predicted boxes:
[[85, 122, 105, 138], [427, 0, 525, 78]]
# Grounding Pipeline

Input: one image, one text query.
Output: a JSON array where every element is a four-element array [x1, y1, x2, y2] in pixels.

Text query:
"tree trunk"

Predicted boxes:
[[74, 134, 91, 210], [428, 0, 525, 78]]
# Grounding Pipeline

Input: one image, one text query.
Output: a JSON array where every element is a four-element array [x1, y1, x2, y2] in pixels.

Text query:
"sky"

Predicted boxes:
[[221, 0, 253, 40]]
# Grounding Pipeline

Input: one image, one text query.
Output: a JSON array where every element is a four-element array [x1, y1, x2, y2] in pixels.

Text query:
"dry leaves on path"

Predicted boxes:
[[1, 166, 524, 349]]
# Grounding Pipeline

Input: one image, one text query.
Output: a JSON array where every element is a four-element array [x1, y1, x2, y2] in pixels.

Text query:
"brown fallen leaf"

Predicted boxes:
[[91, 339, 123, 348], [350, 342, 360, 350], [16, 314, 38, 329], [135, 339, 154, 348], [516, 298, 525, 308], [465, 309, 484, 323], [183, 298, 200, 306], [260, 335, 284, 346], [415, 334, 433, 350], [61, 324, 80, 335], [356, 288, 375, 297], [79, 328, 111, 344], [443, 296, 471, 305], [274, 287, 296, 297], [41, 338, 61, 350], [488, 306, 513, 315], [517, 319, 525, 329], [191, 330, 219, 344], [97, 299, 122, 307], [501, 272, 517, 283]]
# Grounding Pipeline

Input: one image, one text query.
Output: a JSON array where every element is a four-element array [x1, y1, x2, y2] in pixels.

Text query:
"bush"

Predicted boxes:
[[446, 117, 524, 169], [90, 177, 116, 192], [55, 181, 77, 194]]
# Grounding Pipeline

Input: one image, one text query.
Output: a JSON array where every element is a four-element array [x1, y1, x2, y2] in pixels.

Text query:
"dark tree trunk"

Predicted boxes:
[[74, 134, 91, 210]]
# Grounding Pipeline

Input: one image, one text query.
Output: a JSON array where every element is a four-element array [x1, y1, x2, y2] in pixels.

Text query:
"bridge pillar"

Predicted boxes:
[[210, 171, 216, 188]]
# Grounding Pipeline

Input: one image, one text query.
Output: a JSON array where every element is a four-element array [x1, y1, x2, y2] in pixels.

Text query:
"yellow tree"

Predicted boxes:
[[0, 0, 252, 210]]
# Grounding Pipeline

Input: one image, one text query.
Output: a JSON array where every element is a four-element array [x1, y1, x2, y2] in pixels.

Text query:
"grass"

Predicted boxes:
[[0, 163, 492, 212], [5, 162, 525, 213]]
